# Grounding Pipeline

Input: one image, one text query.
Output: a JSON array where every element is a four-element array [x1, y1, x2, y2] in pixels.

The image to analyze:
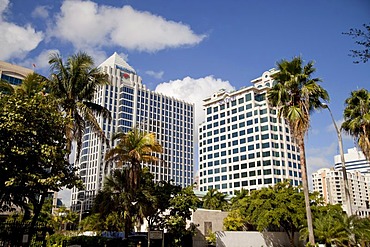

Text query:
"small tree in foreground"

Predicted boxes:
[[0, 92, 82, 244]]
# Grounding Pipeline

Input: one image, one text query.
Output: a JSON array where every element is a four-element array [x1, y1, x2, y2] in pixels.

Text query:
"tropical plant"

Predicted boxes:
[[105, 128, 163, 193], [267, 57, 329, 245], [48, 52, 111, 158], [342, 89, 370, 160], [0, 79, 15, 94], [202, 188, 229, 211]]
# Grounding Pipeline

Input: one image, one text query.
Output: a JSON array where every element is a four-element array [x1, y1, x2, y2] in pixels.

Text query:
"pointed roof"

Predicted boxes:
[[99, 52, 136, 74]]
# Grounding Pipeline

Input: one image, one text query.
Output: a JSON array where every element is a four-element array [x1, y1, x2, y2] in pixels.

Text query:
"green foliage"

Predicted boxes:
[[342, 88, 370, 160], [223, 210, 247, 231], [202, 188, 229, 211], [165, 186, 200, 247], [51, 206, 79, 232], [0, 92, 82, 214], [226, 181, 308, 245], [48, 51, 111, 157], [267, 56, 329, 245]]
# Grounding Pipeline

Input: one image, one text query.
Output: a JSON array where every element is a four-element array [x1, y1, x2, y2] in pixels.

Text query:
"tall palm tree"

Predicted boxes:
[[105, 128, 163, 192], [267, 56, 329, 245], [48, 52, 111, 158], [104, 128, 162, 238], [342, 89, 370, 160]]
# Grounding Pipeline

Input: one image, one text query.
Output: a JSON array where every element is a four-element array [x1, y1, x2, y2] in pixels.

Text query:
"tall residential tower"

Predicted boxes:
[[71, 53, 194, 210], [198, 69, 302, 195]]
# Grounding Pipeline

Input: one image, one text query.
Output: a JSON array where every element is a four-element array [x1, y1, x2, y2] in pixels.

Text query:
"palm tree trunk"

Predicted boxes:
[[298, 138, 315, 245]]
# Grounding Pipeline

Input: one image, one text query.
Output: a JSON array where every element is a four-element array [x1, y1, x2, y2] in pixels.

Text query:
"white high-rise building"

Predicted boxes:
[[71, 53, 194, 210], [334, 147, 370, 174], [198, 69, 302, 195], [312, 168, 370, 217]]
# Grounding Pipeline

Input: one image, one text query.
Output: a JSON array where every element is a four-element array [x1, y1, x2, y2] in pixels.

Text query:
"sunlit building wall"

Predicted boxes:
[[198, 69, 302, 195]]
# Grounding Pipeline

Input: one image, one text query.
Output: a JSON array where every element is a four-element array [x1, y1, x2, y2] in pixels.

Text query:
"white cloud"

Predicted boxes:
[[58, 188, 71, 207], [155, 76, 234, 131], [0, 0, 9, 15], [32, 5, 50, 19], [20, 49, 60, 70], [146, 70, 164, 79], [50, 1, 206, 52], [0, 0, 43, 60], [306, 142, 337, 188]]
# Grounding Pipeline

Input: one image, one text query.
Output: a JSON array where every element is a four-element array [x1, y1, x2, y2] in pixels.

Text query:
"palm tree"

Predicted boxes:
[[104, 128, 162, 238], [342, 89, 370, 160], [202, 188, 229, 211], [267, 56, 329, 245], [105, 128, 163, 192], [48, 52, 111, 158]]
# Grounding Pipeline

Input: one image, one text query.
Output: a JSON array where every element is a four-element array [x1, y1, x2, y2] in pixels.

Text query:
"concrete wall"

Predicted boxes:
[[192, 209, 229, 247], [215, 231, 303, 247]]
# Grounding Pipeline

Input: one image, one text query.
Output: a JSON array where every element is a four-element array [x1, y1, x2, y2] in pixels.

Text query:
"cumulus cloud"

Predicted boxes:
[[0, 0, 43, 60], [50, 1, 206, 52], [155, 75, 235, 131], [146, 70, 164, 79], [58, 188, 71, 207], [20, 49, 60, 71], [0, 0, 9, 14], [32, 5, 50, 19]]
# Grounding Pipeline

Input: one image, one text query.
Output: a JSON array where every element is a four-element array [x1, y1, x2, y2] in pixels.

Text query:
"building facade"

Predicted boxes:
[[71, 53, 194, 210], [198, 69, 302, 195], [334, 147, 370, 174], [0, 60, 33, 85], [312, 168, 370, 217]]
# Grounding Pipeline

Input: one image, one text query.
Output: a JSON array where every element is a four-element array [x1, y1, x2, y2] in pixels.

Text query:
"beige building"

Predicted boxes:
[[0, 60, 33, 85], [312, 168, 370, 217]]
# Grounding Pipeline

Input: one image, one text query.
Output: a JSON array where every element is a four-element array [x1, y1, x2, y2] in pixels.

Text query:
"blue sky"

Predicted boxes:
[[1, 0, 369, 202]]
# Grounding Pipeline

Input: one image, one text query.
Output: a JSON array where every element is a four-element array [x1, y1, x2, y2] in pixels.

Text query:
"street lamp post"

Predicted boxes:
[[77, 192, 86, 231], [324, 104, 353, 216]]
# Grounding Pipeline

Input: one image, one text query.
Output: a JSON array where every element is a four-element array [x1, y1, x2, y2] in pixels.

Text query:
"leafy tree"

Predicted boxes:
[[343, 23, 370, 63], [267, 57, 329, 245], [0, 92, 82, 243], [48, 52, 111, 157], [342, 89, 370, 160], [243, 181, 306, 247], [202, 188, 229, 211], [140, 179, 181, 231], [165, 186, 200, 247], [223, 210, 248, 231]]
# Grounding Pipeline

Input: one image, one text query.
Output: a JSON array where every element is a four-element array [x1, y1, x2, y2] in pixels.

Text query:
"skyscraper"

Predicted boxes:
[[71, 53, 194, 210], [198, 69, 302, 195]]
